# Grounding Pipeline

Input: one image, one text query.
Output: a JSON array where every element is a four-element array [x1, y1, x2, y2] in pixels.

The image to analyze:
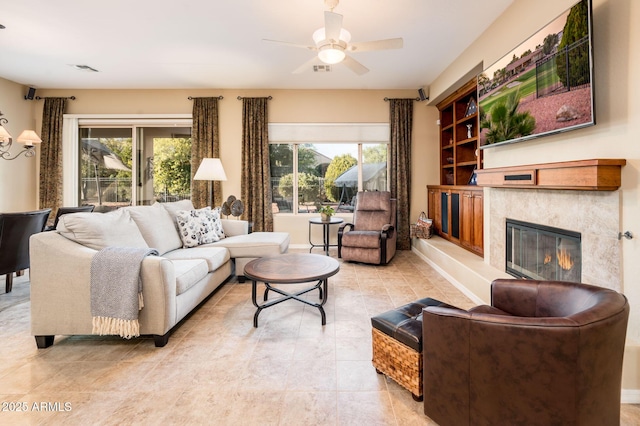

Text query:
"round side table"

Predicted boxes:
[[308, 217, 344, 256]]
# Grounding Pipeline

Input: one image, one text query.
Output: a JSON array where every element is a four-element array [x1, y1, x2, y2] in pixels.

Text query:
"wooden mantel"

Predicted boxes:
[[475, 159, 626, 191]]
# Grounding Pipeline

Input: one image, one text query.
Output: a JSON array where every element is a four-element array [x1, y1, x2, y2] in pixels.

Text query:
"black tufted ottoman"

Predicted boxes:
[[371, 297, 450, 401]]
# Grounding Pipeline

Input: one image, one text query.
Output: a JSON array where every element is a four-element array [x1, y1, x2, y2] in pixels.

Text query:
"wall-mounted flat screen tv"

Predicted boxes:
[[478, 0, 594, 148]]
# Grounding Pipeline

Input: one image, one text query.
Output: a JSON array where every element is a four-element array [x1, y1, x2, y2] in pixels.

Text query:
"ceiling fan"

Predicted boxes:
[[263, 0, 403, 75]]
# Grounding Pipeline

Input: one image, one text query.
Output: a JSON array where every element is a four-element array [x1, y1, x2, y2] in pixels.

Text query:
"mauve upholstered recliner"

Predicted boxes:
[[337, 191, 396, 265], [422, 279, 629, 426]]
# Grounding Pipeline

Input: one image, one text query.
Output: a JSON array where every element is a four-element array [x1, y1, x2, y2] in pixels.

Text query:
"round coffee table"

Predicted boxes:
[[244, 253, 340, 327]]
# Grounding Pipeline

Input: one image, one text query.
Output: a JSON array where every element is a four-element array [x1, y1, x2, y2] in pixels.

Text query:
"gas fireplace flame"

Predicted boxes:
[[557, 248, 574, 271], [544, 253, 552, 264]]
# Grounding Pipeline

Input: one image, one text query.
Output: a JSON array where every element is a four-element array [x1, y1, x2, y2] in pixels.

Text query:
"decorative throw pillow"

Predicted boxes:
[[211, 206, 226, 240], [175, 207, 220, 248]]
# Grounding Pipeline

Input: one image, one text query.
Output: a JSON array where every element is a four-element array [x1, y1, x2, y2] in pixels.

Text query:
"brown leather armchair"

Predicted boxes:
[[422, 279, 629, 426], [338, 191, 396, 265]]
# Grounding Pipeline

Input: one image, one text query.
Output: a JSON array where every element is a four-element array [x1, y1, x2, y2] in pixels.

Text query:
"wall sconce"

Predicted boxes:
[[0, 113, 42, 161]]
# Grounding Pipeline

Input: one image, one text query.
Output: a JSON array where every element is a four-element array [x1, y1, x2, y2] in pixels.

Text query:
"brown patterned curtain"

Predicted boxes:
[[241, 97, 273, 232], [39, 98, 67, 220], [191, 97, 221, 209], [389, 98, 413, 250]]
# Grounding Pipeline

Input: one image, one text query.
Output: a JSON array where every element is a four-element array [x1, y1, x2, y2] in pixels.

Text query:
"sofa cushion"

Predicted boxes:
[[172, 259, 209, 295], [220, 219, 249, 237], [175, 207, 221, 248], [208, 232, 290, 258], [125, 203, 183, 255], [159, 199, 195, 231], [163, 246, 231, 272], [57, 209, 149, 251]]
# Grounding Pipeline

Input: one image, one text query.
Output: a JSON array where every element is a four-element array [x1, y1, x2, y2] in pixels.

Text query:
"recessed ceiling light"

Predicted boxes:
[[70, 64, 99, 72]]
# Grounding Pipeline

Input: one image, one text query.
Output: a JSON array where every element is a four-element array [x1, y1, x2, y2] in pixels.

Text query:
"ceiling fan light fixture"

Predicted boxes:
[[318, 45, 346, 64]]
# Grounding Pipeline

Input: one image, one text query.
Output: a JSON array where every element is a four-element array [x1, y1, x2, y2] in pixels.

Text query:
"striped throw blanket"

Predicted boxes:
[[90, 247, 159, 339]]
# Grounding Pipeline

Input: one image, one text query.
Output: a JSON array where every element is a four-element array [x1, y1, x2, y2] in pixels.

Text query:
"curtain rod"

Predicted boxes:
[[237, 96, 273, 100], [34, 96, 76, 100], [384, 97, 420, 101], [187, 96, 223, 100]]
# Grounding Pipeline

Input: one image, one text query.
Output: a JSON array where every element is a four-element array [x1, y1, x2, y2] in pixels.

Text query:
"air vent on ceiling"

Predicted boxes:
[[313, 65, 332, 73]]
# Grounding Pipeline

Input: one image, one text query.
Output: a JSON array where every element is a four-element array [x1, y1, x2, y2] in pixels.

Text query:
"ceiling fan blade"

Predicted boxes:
[[349, 38, 403, 52], [324, 11, 343, 41], [263, 39, 316, 51], [292, 56, 322, 74], [342, 55, 369, 75]]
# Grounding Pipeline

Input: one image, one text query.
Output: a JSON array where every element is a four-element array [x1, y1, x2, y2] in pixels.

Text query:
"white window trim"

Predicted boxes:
[[269, 123, 390, 143], [62, 114, 191, 206]]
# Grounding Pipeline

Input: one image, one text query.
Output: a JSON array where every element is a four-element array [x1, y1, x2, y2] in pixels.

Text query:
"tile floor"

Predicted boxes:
[[1, 249, 639, 425]]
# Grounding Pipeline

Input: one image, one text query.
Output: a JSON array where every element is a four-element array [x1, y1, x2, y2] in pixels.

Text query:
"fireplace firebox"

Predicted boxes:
[[506, 219, 581, 282]]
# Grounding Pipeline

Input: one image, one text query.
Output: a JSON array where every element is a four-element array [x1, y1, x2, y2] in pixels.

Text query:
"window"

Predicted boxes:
[[62, 116, 192, 208], [79, 126, 191, 209], [268, 124, 390, 215]]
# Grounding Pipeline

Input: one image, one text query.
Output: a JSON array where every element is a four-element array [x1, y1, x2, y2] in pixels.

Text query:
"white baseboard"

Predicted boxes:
[[622, 389, 640, 404], [411, 245, 484, 305]]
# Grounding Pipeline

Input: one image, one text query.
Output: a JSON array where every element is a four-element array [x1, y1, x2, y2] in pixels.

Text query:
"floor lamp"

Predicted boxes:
[[193, 158, 227, 207]]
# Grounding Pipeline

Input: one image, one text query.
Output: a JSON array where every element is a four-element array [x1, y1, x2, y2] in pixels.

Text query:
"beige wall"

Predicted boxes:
[[426, 0, 640, 393], [0, 87, 437, 245], [0, 78, 39, 212]]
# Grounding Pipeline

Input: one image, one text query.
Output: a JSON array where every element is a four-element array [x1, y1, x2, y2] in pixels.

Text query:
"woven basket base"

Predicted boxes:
[[371, 328, 422, 397]]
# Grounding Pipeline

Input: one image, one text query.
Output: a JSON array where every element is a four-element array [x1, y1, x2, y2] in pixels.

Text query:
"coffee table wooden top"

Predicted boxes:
[[244, 253, 340, 284]]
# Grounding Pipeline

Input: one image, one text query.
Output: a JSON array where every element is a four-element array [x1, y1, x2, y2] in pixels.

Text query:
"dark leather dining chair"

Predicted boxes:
[[0, 209, 51, 293], [45, 205, 95, 231]]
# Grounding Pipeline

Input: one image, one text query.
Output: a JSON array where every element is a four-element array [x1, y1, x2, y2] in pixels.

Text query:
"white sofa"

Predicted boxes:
[[29, 200, 289, 347]]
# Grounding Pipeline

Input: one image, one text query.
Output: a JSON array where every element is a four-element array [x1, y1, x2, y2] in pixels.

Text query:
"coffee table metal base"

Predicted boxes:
[[251, 279, 328, 327], [244, 253, 340, 328]]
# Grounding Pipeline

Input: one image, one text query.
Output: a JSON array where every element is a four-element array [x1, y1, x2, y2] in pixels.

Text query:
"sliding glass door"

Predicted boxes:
[[78, 122, 191, 210], [80, 127, 133, 211], [135, 126, 191, 205]]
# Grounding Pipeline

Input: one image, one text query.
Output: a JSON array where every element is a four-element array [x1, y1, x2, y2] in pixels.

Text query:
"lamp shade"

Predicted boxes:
[[193, 158, 227, 181], [0, 125, 12, 142], [16, 130, 42, 146]]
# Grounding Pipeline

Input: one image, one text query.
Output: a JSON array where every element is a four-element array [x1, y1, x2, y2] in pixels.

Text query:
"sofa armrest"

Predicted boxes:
[[30, 232, 97, 336], [30, 231, 177, 337], [221, 218, 249, 236]]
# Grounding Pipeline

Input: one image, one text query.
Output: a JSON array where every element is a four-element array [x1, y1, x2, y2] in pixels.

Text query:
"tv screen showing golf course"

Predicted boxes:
[[478, 0, 594, 148]]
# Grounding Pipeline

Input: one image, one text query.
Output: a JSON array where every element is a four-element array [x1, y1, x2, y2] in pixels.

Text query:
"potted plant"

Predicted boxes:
[[318, 205, 335, 222]]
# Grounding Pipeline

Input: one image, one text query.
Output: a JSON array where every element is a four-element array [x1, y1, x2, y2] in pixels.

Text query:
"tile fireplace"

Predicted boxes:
[[506, 219, 581, 282], [488, 188, 620, 289]]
